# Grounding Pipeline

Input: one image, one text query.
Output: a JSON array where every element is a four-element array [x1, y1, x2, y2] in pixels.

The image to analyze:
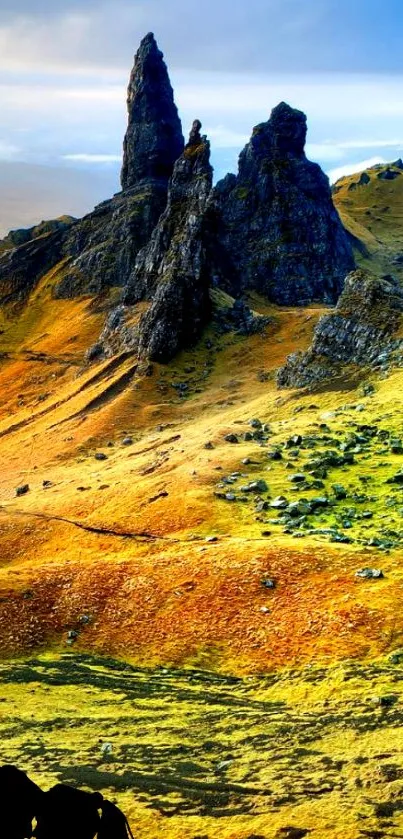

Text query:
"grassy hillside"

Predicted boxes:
[[1, 246, 403, 835], [2, 653, 403, 839]]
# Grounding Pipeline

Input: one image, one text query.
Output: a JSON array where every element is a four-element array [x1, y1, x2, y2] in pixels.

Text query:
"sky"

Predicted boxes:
[[1, 0, 403, 232]]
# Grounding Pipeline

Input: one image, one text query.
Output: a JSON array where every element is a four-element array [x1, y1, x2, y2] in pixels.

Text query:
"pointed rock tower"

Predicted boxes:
[[121, 33, 184, 190], [53, 34, 184, 298]]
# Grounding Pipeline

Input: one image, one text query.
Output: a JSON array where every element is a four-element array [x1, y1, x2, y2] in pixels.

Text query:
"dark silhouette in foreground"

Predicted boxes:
[[0, 765, 134, 838], [0, 765, 43, 839]]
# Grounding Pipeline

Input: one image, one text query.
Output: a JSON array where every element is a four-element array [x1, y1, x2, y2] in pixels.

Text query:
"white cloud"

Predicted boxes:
[[0, 139, 20, 160], [205, 126, 249, 148], [327, 157, 386, 184], [63, 153, 122, 163]]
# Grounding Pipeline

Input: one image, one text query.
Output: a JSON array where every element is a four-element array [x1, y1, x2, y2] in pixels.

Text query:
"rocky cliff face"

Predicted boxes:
[[277, 270, 403, 388], [209, 102, 354, 305], [0, 217, 75, 255], [0, 228, 67, 306], [100, 122, 213, 361]]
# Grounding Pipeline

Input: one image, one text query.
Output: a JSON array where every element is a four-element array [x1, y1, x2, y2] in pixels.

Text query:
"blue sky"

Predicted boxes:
[[1, 0, 403, 230]]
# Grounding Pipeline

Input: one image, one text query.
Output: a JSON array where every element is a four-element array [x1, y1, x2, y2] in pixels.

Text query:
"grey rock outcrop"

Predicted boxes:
[[0, 35, 356, 367], [0, 227, 67, 306], [209, 102, 354, 305], [277, 270, 403, 388], [102, 123, 213, 362], [0, 217, 75, 254]]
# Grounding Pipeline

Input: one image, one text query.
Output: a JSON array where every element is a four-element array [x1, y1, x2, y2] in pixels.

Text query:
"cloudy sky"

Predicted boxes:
[[1, 0, 403, 232]]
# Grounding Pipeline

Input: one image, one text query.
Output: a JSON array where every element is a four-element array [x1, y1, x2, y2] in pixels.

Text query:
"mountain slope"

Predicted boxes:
[[333, 159, 403, 276]]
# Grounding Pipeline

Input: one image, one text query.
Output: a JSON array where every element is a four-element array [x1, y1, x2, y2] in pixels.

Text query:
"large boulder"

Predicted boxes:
[[209, 102, 354, 305]]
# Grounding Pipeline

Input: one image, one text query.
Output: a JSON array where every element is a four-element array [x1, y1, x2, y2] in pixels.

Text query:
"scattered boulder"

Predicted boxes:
[[224, 434, 239, 444], [262, 578, 276, 589], [241, 479, 268, 493], [332, 484, 347, 500], [271, 496, 289, 509], [16, 484, 29, 497], [355, 568, 384, 580]]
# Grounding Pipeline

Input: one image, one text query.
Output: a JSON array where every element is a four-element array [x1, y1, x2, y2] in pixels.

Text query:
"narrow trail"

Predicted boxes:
[[0, 505, 292, 545]]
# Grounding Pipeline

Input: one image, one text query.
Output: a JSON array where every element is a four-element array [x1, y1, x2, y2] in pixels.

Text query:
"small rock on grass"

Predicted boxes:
[[95, 452, 108, 461], [16, 484, 29, 497], [355, 567, 384, 580], [262, 578, 276, 589], [224, 434, 239, 444]]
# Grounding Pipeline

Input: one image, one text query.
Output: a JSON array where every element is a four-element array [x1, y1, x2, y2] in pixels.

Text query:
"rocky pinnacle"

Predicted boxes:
[[121, 33, 184, 190]]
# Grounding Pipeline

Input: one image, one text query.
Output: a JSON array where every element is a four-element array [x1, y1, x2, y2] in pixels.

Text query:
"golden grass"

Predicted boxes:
[[1, 654, 403, 839], [0, 271, 402, 675]]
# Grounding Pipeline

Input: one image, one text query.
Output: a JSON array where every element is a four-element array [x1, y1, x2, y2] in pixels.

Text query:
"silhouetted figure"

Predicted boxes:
[[0, 764, 43, 839], [34, 783, 134, 839]]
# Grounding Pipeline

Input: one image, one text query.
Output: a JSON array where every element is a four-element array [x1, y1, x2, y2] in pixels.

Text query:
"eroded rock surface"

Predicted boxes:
[[55, 33, 184, 299], [277, 270, 403, 388], [102, 123, 213, 361], [0, 36, 355, 364], [121, 32, 184, 190], [209, 102, 354, 305]]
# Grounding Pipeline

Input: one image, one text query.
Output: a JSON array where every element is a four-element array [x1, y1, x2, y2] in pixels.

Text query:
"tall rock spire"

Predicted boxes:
[[121, 33, 184, 191]]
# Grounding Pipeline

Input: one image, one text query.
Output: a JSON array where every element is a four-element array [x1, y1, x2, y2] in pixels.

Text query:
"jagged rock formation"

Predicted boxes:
[[55, 34, 184, 299], [277, 270, 403, 388], [0, 35, 355, 364], [55, 183, 170, 298], [209, 102, 354, 305], [0, 34, 184, 303], [100, 122, 213, 361], [121, 32, 184, 190]]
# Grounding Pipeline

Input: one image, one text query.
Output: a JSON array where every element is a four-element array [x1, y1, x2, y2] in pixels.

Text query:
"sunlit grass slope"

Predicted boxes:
[[2, 653, 403, 839], [333, 161, 403, 276], [2, 249, 403, 838], [0, 264, 402, 675]]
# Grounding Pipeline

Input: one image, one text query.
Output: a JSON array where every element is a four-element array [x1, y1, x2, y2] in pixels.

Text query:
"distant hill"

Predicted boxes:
[[333, 159, 403, 277], [0, 161, 120, 238]]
